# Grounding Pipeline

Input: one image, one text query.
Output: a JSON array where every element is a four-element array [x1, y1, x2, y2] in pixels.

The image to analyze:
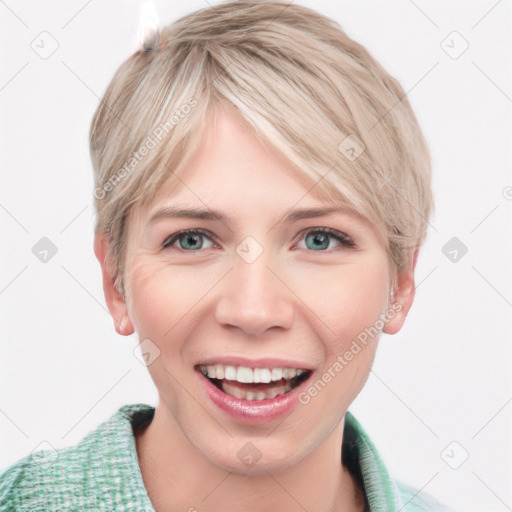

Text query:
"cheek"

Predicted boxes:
[[125, 261, 203, 394], [125, 258, 219, 340], [125, 259, 183, 338], [293, 262, 389, 424], [297, 260, 390, 354]]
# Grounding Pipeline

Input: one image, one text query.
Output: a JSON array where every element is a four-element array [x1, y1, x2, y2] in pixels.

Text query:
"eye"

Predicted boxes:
[[161, 227, 356, 252], [162, 229, 218, 251], [296, 227, 356, 251]]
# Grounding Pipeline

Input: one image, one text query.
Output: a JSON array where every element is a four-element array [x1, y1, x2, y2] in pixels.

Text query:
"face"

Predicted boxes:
[[96, 104, 416, 474]]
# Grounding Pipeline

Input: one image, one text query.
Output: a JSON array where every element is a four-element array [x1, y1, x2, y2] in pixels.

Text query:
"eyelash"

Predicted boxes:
[[161, 227, 357, 252]]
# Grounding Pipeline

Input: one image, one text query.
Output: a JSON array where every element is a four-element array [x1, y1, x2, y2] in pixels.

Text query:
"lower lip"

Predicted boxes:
[[197, 370, 311, 424]]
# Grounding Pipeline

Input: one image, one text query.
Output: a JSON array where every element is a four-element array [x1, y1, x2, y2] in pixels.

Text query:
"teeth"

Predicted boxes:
[[283, 368, 297, 379], [253, 368, 272, 383], [224, 365, 237, 380], [215, 364, 224, 379], [236, 366, 253, 383], [200, 364, 307, 384], [271, 367, 282, 381], [222, 379, 293, 400]]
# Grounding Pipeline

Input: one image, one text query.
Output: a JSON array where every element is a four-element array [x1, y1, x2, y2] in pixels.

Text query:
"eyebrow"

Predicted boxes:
[[147, 205, 355, 227]]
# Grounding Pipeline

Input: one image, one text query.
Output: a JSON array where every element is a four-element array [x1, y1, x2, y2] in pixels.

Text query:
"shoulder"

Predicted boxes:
[[395, 481, 456, 512], [343, 411, 456, 512], [0, 440, 90, 510], [0, 403, 155, 511]]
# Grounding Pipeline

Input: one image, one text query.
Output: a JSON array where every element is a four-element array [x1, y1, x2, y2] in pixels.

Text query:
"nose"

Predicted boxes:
[[214, 247, 295, 336]]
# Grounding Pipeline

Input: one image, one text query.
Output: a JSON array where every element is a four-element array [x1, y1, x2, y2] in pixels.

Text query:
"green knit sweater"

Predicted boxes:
[[0, 403, 453, 511]]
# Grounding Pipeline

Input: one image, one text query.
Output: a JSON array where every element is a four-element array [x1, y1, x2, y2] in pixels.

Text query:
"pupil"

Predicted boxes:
[[306, 232, 328, 250], [181, 234, 202, 250]]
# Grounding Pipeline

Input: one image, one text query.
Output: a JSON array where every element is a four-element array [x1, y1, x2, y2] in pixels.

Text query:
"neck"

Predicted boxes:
[[135, 405, 366, 512]]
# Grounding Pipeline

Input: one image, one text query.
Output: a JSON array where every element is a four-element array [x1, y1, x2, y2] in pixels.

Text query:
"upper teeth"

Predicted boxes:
[[199, 364, 306, 383]]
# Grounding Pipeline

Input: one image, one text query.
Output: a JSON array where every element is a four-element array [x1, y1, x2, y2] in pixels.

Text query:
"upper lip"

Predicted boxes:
[[195, 356, 315, 371]]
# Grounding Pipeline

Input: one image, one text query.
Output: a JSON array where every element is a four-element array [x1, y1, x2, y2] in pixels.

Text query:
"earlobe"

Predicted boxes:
[[382, 248, 419, 335], [93, 231, 135, 336]]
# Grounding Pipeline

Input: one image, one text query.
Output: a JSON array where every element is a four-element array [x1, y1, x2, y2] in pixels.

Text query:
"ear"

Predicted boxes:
[[382, 248, 419, 335], [93, 231, 134, 336]]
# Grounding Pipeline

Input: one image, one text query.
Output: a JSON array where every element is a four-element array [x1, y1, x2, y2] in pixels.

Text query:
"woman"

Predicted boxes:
[[0, 1, 454, 510]]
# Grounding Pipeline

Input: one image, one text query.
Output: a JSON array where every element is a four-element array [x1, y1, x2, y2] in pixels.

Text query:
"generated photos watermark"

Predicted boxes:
[[298, 300, 403, 405], [93, 97, 197, 200]]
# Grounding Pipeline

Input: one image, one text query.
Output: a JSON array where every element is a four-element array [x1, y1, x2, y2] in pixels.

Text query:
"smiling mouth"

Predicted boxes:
[[197, 364, 312, 400]]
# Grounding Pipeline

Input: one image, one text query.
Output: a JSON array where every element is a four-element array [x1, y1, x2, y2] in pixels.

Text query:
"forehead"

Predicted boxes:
[[127, 103, 386, 247], [140, 104, 340, 213]]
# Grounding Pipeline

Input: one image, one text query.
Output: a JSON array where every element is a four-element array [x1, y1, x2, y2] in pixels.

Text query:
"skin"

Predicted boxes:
[[95, 103, 417, 512]]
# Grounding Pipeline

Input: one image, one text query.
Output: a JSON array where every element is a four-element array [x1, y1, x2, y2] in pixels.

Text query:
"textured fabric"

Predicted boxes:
[[0, 403, 453, 511]]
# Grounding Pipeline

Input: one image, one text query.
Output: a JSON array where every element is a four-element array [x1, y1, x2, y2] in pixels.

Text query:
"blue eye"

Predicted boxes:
[[162, 228, 356, 252], [162, 229, 217, 251], [299, 228, 356, 251]]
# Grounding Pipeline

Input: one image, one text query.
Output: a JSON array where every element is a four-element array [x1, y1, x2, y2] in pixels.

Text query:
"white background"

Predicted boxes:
[[1, 1, 511, 511]]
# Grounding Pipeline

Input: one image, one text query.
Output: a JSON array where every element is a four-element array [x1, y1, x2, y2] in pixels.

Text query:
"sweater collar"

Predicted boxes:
[[108, 403, 403, 512]]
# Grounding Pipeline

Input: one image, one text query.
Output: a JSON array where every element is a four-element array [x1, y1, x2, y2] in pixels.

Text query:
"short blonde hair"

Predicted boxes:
[[90, 0, 433, 294]]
